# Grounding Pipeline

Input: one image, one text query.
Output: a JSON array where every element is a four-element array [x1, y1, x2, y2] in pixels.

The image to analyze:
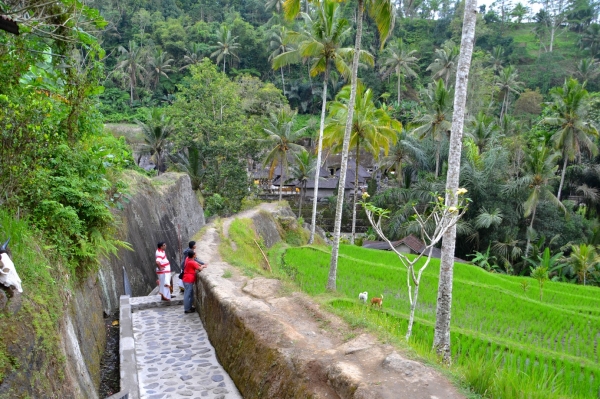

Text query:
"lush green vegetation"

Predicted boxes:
[[0, 1, 138, 390], [281, 244, 600, 398], [74, 0, 600, 289]]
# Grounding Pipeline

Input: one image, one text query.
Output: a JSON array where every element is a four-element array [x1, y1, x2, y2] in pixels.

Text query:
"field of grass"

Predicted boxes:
[[507, 24, 581, 62], [281, 244, 600, 399]]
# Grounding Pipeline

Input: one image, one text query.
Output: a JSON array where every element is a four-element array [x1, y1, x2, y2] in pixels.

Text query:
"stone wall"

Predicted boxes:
[[0, 171, 205, 398], [98, 171, 205, 314], [194, 206, 319, 398]]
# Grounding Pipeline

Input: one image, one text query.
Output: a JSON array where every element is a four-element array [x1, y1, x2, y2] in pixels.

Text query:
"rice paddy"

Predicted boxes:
[[281, 244, 600, 399]]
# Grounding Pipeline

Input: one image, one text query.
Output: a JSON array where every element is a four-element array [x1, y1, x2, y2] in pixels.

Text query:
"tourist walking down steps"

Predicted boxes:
[[182, 250, 207, 313], [155, 241, 172, 301]]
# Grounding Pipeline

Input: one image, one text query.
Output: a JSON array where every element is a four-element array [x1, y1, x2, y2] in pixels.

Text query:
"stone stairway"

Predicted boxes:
[[119, 295, 242, 399]]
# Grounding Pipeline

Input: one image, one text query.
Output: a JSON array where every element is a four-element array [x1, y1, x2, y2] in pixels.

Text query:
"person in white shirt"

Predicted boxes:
[[155, 241, 171, 301]]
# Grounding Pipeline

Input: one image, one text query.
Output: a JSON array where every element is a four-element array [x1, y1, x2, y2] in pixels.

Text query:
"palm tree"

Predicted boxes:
[[426, 42, 459, 86], [413, 79, 453, 178], [433, 0, 478, 363], [170, 145, 205, 191], [378, 130, 426, 187], [288, 149, 317, 218], [574, 57, 600, 82], [261, 108, 307, 201], [488, 46, 505, 74], [580, 23, 600, 56], [148, 48, 174, 91], [565, 243, 600, 285], [544, 78, 598, 201], [516, 144, 565, 257], [135, 109, 175, 174], [210, 25, 241, 73], [285, 0, 395, 291], [116, 40, 145, 106], [511, 3, 528, 24], [274, 0, 364, 244], [495, 65, 524, 119], [466, 111, 498, 153], [266, 0, 284, 12], [180, 43, 204, 71], [380, 38, 419, 104], [323, 83, 401, 243], [268, 25, 293, 95]]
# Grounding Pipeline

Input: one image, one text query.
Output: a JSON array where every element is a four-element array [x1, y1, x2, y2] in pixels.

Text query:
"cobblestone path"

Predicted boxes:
[[132, 304, 242, 399]]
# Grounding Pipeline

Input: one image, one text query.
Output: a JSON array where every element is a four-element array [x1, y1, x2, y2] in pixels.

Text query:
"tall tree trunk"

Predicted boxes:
[[524, 204, 537, 258], [130, 74, 135, 106], [223, 58, 226, 73], [279, 154, 284, 202], [557, 154, 568, 201], [309, 67, 330, 244], [433, 0, 478, 364], [299, 183, 305, 218], [351, 142, 360, 245], [397, 70, 402, 105], [435, 138, 441, 178], [397, 159, 404, 186], [327, 0, 364, 291], [298, 186, 303, 218], [281, 67, 286, 95]]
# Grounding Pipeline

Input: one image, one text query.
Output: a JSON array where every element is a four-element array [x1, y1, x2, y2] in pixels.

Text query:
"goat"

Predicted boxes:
[[370, 294, 383, 308], [358, 291, 368, 304]]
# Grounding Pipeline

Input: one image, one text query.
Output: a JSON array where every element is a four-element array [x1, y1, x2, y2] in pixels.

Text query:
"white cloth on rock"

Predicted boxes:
[[0, 253, 23, 293]]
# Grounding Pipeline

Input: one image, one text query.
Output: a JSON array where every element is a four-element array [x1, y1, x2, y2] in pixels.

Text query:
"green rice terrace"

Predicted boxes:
[[280, 244, 600, 399]]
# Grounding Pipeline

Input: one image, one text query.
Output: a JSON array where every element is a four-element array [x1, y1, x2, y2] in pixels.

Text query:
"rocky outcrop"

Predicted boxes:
[[0, 171, 205, 398], [98, 171, 205, 314]]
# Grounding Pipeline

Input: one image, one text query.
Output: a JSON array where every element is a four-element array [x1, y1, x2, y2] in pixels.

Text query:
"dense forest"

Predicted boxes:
[[83, 0, 600, 285], [3, 0, 600, 285], [1, 0, 600, 396]]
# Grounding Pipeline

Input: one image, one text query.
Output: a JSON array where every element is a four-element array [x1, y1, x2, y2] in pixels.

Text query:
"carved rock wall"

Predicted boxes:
[[98, 171, 205, 314], [0, 171, 205, 398]]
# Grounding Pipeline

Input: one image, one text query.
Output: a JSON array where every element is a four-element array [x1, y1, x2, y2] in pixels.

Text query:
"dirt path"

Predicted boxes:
[[195, 203, 465, 399]]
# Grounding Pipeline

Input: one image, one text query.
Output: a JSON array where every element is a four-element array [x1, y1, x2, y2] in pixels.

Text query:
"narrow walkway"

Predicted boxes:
[[131, 297, 242, 399]]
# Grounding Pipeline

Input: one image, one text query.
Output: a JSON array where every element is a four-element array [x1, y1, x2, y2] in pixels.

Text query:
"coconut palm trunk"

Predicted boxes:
[[327, 0, 364, 291], [524, 204, 537, 258], [351, 142, 360, 244], [435, 138, 441, 178], [433, 0, 478, 363], [397, 71, 402, 104], [281, 67, 286, 95], [557, 154, 568, 201], [299, 181, 306, 218], [310, 67, 330, 244], [279, 153, 284, 201]]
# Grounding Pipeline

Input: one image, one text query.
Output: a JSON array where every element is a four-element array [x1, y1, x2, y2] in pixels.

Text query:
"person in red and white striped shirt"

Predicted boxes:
[[155, 242, 172, 301]]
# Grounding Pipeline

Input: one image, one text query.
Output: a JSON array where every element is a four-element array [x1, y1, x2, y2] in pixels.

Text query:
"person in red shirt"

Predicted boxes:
[[182, 250, 207, 313]]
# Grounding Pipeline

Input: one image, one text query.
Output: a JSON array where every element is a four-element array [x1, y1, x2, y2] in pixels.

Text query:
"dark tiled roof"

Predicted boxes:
[[362, 240, 402, 250], [304, 178, 339, 189], [362, 234, 466, 261]]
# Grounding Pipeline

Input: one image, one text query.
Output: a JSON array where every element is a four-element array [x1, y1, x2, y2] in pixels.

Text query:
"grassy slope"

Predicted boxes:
[[507, 24, 581, 62], [283, 244, 600, 399]]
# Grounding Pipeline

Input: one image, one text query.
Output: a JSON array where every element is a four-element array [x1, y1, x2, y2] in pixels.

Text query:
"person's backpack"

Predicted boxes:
[[178, 263, 185, 280], [178, 248, 189, 280]]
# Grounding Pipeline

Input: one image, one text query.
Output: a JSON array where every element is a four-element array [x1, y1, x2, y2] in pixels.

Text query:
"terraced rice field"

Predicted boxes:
[[282, 244, 600, 398]]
